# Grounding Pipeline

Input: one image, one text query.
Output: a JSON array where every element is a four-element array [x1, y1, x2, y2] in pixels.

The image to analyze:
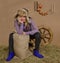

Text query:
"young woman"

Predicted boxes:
[[6, 8, 44, 61]]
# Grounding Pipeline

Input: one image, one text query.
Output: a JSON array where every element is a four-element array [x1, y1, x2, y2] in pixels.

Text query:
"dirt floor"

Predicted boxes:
[[0, 44, 60, 63]]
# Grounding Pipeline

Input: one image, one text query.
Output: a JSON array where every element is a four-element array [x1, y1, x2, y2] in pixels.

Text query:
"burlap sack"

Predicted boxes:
[[13, 33, 32, 59]]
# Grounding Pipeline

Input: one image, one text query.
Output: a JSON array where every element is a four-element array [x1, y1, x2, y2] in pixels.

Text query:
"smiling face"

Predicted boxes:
[[17, 16, 26, 23]]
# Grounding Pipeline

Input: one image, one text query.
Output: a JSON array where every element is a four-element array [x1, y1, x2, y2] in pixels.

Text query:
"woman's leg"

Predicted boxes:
[[9, 33, 15, 53], [6, 32, 15, 61], [29, 32, 44, 58], [29, 32, 41, 50], [34, 32, 41, 50]]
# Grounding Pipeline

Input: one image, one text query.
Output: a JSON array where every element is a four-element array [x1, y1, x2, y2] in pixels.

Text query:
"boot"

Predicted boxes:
[[33, 49, 44, 58], [6, 52, 15, 61]]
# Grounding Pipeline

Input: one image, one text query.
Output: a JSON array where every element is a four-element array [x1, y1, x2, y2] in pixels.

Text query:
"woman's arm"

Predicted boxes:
[[25, 18, 39, 35], [14, 20, 23, 34]]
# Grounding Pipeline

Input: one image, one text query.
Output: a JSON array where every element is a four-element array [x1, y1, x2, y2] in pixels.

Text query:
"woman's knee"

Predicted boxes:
[[34, 32, 41, 38], [9, 32, 15, 37]]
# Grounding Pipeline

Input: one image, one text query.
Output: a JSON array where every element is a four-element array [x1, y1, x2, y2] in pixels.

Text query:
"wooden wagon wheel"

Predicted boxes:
[[38, 25, 53, 46]]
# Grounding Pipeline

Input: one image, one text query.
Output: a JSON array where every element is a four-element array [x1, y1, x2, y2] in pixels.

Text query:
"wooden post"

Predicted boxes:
[[34, 1, 38, 11]]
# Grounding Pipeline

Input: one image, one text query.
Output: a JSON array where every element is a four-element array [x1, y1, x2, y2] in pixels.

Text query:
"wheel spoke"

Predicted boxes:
[[43, 29, 45, 34], [45, 34, 51, 38], [45, 36, 50, 40], [42, 38, 46, 43], [39, 29, 42, 34], [45, 33, 49, 35]]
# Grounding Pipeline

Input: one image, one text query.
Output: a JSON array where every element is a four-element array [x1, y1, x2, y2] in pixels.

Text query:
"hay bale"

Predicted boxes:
[[13, 33, 32, 59]]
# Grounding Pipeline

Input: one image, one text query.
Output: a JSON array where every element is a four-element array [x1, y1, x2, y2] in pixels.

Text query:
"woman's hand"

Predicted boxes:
[[17, 16, 26, 24], [17, 17, 24, 24], [22, 32, 26, 35], [18, 20, 24, 24]]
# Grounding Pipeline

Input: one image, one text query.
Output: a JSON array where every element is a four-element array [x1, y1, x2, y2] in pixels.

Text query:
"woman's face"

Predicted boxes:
[[17, 16, 26, 23]]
